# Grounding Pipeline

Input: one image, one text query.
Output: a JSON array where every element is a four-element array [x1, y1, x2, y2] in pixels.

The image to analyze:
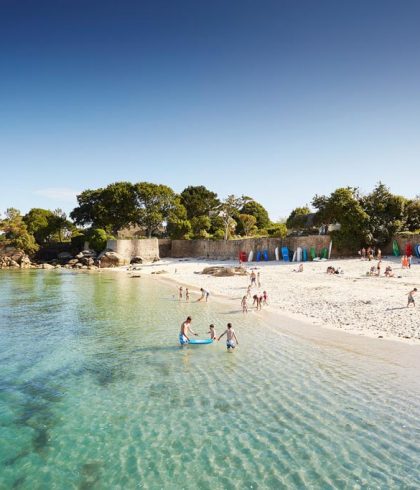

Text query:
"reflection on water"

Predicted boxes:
[[0, 270, 419, 489]]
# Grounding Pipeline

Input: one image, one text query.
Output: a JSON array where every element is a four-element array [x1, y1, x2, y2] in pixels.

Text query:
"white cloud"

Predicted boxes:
[[34, 188, 79, 202]]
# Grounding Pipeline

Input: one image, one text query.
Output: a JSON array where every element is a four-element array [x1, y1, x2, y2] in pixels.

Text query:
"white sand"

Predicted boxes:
[[127, 256, 420, 344]]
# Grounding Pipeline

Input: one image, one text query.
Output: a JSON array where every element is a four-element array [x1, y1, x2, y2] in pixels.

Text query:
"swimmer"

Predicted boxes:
[[218, 323, 239, 350]]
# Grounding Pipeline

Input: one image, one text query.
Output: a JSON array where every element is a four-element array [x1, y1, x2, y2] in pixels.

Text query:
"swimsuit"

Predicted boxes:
[[179, 333, 189, 345], [227, 339, 235, 349]]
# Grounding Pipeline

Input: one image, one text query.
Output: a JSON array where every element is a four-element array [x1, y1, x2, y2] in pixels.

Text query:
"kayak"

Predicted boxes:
[[188, 339, 213, 345]]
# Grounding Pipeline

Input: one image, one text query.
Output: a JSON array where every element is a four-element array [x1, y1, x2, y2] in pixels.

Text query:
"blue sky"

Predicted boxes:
[[1, 0, 419, 221]]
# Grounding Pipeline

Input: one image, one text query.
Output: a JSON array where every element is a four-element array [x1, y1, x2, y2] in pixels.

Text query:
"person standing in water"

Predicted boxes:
[[241, 296, 248, 314], [208, 324, 217, 340], [178, 286, 183, 300], [179, 316, 197, 345], [218, 323, 239, 351], [185, 288, 190, 301], [197, 288, 210, 302]]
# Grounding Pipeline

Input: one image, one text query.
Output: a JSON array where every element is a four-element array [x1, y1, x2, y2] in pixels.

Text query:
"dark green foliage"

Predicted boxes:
[[267, 222, 287, 238], [24, 208, 74, 244], [405, 198, 420, 231], [361, 183, 407, 245], [286, 206, 311, 230], [239, 200, 270, 230], [70, 182, 136, 234], [312, 188, 369, 250], [180, 186, 220, 220], [88, 228, 108, 253], [0, 208, 39, 255], [191, 216, 211, 237]]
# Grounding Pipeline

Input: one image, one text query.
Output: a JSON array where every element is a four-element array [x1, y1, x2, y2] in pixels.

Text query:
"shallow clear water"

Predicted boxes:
[[0, 270, 419, 489]]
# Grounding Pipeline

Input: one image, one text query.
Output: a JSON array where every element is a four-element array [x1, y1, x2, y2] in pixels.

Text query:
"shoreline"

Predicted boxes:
[[126, 256, 420, 346]]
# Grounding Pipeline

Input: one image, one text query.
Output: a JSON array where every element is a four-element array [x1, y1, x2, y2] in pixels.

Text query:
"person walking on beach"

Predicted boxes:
[[185, 288, 190, 301], [377, 248, 382, 260], [218, 323, 239, 350], [241, 295, 248, 314], [376, 260, 382, 276], [179, 316, 198, 345], [197, 288, 210, 302], [178, 286, 183, 300], [257, 272, 261, 287], [247, 285, 251, 298], [407, 288, 417, 308], [262, 291, 268, 305]]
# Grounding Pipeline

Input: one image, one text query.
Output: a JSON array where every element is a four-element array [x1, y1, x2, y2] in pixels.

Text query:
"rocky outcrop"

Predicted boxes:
[[97, 250, 128, 267], [201, 266, 248, 277]]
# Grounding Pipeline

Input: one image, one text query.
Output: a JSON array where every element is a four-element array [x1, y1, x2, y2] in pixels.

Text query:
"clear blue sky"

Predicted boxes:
[[1, 0, 419, 221]]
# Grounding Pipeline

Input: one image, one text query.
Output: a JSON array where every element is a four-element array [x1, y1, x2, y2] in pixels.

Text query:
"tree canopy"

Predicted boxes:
[[180, 186, 220, 220]]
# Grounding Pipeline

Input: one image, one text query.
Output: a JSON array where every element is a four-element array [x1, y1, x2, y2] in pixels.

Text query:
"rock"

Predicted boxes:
[[9, 260, 20, 268], [19, 255, 32, 268], [97, 251, 128, 268], [202, 266, 247, 277], [58, 252, 73, 260], [42, 263, 54, 270], [67, 259, 79, 265], [130, 256, 143, 264]]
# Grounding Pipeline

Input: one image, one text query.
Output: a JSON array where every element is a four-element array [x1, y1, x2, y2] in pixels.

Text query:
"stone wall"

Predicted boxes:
[[169, 236, 332, 260], [382, 234, 420, 256], [106, 238, 160, 262], [158, 239, 172, 258]]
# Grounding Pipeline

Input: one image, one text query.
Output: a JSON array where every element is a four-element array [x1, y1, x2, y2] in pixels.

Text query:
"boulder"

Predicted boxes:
[[42, 263, 54, 270], [58, 252, 73, 261], [97, 251, 128, 268], [130, 256, 143, 264], [20, 255, 32, 268]]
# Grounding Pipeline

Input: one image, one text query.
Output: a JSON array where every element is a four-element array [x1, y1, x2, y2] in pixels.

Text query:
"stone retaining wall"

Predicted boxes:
[[168, 236, 332, 260], [106, 238, 160, 262]]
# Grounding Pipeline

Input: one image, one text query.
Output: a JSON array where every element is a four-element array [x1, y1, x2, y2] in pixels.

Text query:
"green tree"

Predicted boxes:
[[134, 182, 181, 238], [239, 199, 270, 230], [267, 222, 288, 238], [361, 183, 407, 245], [180, 186, 220, 220], [70, 182, 136, 234], [190, 215, 211, 238], [239, 214, 257, 236], [219, 195, 245, 240], [405, 198, 420, 231], [286, 206, 311, 230], [0, 208, 38, 255], [24, 208, 55, 244], [88, 228, 109, 253], [312, 187, 369, 250]]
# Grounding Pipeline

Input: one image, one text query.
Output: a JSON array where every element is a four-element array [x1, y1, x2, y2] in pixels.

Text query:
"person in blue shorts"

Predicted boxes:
[[179, 316, 197, 345], [218, 323, 239, 350]]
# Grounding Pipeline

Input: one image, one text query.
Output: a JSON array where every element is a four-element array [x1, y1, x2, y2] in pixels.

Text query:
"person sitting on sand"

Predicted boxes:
[[241, 296, 248, 314], [208, 324, 217, 340], [407, 288, 417, 308], [179, 316, 198, 345], [384, 266, 394, 277], [218, 323, 239, 350], [197, 288, 210, 302], [293, 263, 304, 272], [327, 266, 335, 274]]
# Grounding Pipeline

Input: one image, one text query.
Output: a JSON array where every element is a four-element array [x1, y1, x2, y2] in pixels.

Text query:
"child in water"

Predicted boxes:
[[208, 324, 217, 340], [218, 323, 239, 350], [241, 295, 248, 313]]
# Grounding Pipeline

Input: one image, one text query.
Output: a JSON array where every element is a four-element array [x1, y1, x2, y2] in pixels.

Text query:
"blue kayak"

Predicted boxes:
[[188, 338, 213, 345]]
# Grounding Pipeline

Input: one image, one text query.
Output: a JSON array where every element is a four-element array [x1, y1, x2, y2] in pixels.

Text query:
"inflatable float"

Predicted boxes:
[[187, 339, 213, 345]]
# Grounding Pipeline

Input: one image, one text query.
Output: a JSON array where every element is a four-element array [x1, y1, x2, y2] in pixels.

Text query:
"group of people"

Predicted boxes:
[[178, 286, 210, 302], [179, 316, 239, 350], [327, 266, 343, 275], [241, 270, 268, 312], [358, 247, 382, 261]]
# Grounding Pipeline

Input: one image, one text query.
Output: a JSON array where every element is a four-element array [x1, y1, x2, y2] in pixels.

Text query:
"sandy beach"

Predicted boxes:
[[131, 256, 420, 344]]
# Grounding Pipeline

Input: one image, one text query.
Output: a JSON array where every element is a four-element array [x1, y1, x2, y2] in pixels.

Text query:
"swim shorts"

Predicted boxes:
[[179, 334, 189, 345], [227, 340, 235, 349]]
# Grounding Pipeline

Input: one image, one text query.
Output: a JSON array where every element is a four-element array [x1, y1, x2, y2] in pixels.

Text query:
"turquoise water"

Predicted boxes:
[[1, 270, 419, 489]]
